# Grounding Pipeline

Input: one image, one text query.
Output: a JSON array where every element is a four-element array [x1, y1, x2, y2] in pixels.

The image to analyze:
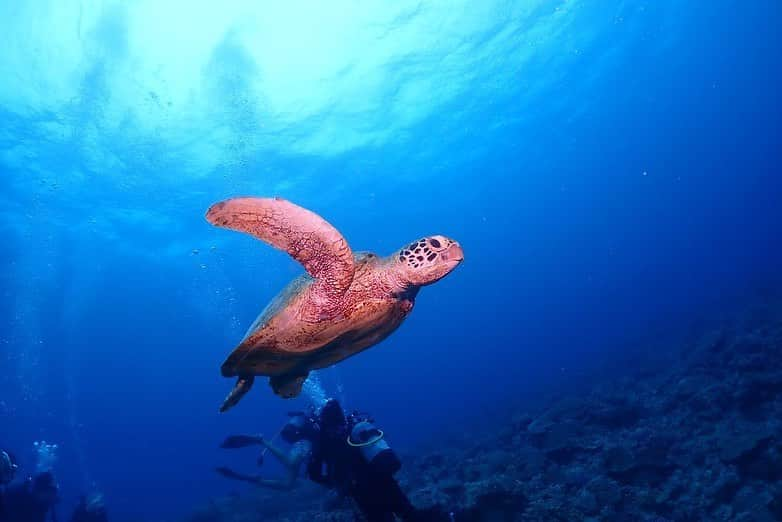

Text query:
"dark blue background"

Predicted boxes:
[[1, 1, 781, 520]]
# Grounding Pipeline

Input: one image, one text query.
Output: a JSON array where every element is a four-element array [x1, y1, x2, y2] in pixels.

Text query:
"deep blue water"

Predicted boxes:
[[1, 1, 781, 520]]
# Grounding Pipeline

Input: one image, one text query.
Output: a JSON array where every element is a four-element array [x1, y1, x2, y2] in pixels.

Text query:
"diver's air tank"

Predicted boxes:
[[347, 421, 401, 474]]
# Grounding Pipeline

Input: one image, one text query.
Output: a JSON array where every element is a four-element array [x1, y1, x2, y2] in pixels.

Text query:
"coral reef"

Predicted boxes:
[[184, 302, 782, 521]]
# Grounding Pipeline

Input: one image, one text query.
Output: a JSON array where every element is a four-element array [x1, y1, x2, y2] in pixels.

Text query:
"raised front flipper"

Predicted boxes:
[[206, 197, 355, 300]]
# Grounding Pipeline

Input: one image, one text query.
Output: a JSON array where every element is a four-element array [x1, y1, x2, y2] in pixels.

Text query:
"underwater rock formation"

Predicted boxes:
[[183, 301, 782, 521]]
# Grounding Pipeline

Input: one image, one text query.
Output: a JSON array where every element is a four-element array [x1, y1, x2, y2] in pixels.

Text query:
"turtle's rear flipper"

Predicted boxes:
[[219, 376, 255, 413], [270, 372, 309, 398]]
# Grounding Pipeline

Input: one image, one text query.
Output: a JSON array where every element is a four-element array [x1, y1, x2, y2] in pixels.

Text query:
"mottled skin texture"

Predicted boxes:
[[206, 197, 464, 412]]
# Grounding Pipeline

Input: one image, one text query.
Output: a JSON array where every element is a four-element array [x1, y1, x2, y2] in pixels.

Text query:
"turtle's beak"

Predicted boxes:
[[441, 242, 464, 264]]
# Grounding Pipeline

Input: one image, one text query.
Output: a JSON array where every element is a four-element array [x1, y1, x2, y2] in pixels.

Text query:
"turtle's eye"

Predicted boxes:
[[426, 237, 452, 252]]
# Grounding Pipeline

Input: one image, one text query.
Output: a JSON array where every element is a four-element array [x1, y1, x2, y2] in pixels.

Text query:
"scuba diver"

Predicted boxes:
[[217, 400, 455, 520], [1, 470, 60, 522], [216, 411, 317, 490], [1, 450, 18, 486], [307, 399, 454, 522], [69, 493, 109, 522], [1, 449, 20, 518]]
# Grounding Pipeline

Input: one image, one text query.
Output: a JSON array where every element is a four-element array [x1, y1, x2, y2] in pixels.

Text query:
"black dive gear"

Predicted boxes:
[[2, 471, 59, 522], [348, 421, 401, 475]]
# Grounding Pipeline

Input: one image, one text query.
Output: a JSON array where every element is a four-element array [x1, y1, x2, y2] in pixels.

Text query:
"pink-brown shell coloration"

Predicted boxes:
[[206, 197, 464, 412]]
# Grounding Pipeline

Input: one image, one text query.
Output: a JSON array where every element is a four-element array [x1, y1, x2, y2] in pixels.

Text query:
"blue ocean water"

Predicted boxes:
[[1, 0, 780, 520]]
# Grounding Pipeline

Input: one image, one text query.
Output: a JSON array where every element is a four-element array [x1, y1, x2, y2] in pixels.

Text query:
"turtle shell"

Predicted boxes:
[[220, 253, 409, 380]]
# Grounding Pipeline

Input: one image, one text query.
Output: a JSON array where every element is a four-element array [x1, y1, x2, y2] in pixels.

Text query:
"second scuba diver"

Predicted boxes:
[[308, 399, 453, 522], [218, 399, 455, 521], [1, 470, 60, 522], [217, 411, 316, 491], [1, 449, 19, 518]]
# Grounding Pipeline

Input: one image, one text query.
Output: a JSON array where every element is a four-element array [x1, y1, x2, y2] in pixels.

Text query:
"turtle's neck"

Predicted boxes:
[[380, 257, 418, 299]]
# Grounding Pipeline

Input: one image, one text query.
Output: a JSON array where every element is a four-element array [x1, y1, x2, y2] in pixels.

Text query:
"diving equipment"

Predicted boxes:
[[347, 421, 401, 474]]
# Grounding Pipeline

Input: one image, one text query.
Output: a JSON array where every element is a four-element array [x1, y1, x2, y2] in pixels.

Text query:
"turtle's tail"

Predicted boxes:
[[219, 376, 255, 413]]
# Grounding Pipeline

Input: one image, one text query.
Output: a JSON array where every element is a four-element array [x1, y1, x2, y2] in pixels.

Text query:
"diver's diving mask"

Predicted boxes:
[[281, 412, 307, 443]]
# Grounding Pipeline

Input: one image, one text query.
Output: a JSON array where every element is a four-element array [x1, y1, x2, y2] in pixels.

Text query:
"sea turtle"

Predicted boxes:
[[206, 196, 464, 412]]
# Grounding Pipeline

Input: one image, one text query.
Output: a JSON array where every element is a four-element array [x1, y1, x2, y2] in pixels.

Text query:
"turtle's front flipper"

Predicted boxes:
[[205, 197, 355, 300], [220, 376, 255, 413], [269, 372, 309, 399]]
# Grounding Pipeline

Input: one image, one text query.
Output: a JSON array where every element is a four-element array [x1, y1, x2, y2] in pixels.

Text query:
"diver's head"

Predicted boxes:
[[32, 471, 59, 506], [281, 412, 309, 444], [396, 236, 464, 287], [0, 450, 18, 485], [319, 399, 347, 436]]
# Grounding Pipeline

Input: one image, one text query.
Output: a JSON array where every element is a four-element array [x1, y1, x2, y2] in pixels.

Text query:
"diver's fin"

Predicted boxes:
[[215, 467, 262, 485], [219, 376, 255, 413], [269, 372, 309, 398], [219, 435, 263, 449]]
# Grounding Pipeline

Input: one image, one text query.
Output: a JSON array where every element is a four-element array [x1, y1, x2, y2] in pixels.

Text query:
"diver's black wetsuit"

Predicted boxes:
[[308, 433, 416, 521], [350, 467, 417, 521], [1, 481, 54, 522], [306, 400, 451, 522]]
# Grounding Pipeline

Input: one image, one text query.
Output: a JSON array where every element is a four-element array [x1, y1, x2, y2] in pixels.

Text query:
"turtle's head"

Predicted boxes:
[[395, 235, 464, 287]]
